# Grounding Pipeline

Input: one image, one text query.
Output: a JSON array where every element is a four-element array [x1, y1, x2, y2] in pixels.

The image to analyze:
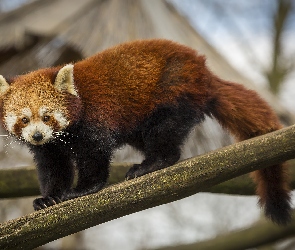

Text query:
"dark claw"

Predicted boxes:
[[126, 162, 170, 180], [33, 196, 62, 211], [49, 196, 62, 205], [125, 164, 144, 180]]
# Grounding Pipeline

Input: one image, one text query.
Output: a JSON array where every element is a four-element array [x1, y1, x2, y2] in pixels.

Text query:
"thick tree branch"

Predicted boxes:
[[0, 163, 134, 198], [154, 209, 295, 250], [1, 161, 295, 198], [2, 165, 255, 198], [0, 167, 39, 198], [0, 125, 295, 249]]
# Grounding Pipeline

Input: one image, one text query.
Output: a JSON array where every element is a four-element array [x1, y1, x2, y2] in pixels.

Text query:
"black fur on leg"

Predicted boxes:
[[59, 123, 113, 201], [61, 150, 110, 201], [126, 95, 204, 179], [29, 122, 116, 209], [29, 143, 75, 204]]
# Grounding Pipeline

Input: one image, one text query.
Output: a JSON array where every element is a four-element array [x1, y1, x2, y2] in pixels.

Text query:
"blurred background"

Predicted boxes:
[[0, 0, 294, 249]]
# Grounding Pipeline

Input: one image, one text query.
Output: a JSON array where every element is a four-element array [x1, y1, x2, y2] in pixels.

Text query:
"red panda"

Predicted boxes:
[[0, 39, 291, 225]]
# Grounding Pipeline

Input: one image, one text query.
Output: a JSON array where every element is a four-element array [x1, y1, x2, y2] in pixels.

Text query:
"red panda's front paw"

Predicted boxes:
[[33, 196, 62, 210], [125, 164, 147, 180]]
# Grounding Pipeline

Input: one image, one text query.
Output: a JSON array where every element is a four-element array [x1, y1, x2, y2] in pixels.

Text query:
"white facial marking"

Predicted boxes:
[[39, 106, 47, 117], [54, 110, 69, 128], [22, 121, 53, 145], [21, 108, 32, 118], [4, 112, 17, 133]]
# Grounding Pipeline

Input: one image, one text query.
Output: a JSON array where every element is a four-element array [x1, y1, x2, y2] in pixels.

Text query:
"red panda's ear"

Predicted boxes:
[[0, 75, 10, 95], [54, 64, 78, 96]]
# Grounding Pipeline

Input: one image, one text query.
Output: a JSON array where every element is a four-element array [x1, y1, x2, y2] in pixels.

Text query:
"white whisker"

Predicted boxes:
[[2, 134, 23, 154]]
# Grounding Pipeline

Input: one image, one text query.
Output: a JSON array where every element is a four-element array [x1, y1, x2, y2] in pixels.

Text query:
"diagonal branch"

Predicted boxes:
[[1, 125, 295, 249]]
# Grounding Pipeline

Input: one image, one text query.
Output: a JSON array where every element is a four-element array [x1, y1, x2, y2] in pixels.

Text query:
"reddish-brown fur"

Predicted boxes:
[[70, 40, 291, 224], [73, 40, 210, 130], [1, 39, 291, 224], [209, 76, 291, 223]]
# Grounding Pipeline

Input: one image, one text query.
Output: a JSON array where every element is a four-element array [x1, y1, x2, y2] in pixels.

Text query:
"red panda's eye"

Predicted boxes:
[[43, 116, 50, 122], [22, 117, 29, 124]]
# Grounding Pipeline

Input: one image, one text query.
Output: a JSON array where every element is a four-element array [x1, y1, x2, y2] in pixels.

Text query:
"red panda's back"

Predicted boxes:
[[73, 40, 210, 131]]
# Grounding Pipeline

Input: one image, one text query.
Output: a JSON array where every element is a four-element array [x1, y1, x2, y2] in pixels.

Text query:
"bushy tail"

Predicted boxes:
[[208, 76, 291, 225]]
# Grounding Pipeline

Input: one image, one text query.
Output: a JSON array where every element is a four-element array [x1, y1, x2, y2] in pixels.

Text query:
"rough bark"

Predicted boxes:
[[0, 125, 295, 249]]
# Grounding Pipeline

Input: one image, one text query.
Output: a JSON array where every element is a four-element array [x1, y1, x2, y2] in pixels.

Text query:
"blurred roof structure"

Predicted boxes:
[[0, 0, 293, 163]]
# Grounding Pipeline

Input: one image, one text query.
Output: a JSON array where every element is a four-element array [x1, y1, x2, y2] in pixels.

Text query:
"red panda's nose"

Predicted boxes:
[[32, 131, 43, 142]]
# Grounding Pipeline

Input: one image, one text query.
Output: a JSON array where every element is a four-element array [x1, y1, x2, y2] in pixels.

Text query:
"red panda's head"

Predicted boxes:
[[0, 64, 82, 145]]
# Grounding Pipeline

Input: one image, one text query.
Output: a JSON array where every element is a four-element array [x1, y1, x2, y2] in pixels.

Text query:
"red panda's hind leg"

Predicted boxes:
[[125, 97, 204, 180], [125, 148, 181, 180]]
